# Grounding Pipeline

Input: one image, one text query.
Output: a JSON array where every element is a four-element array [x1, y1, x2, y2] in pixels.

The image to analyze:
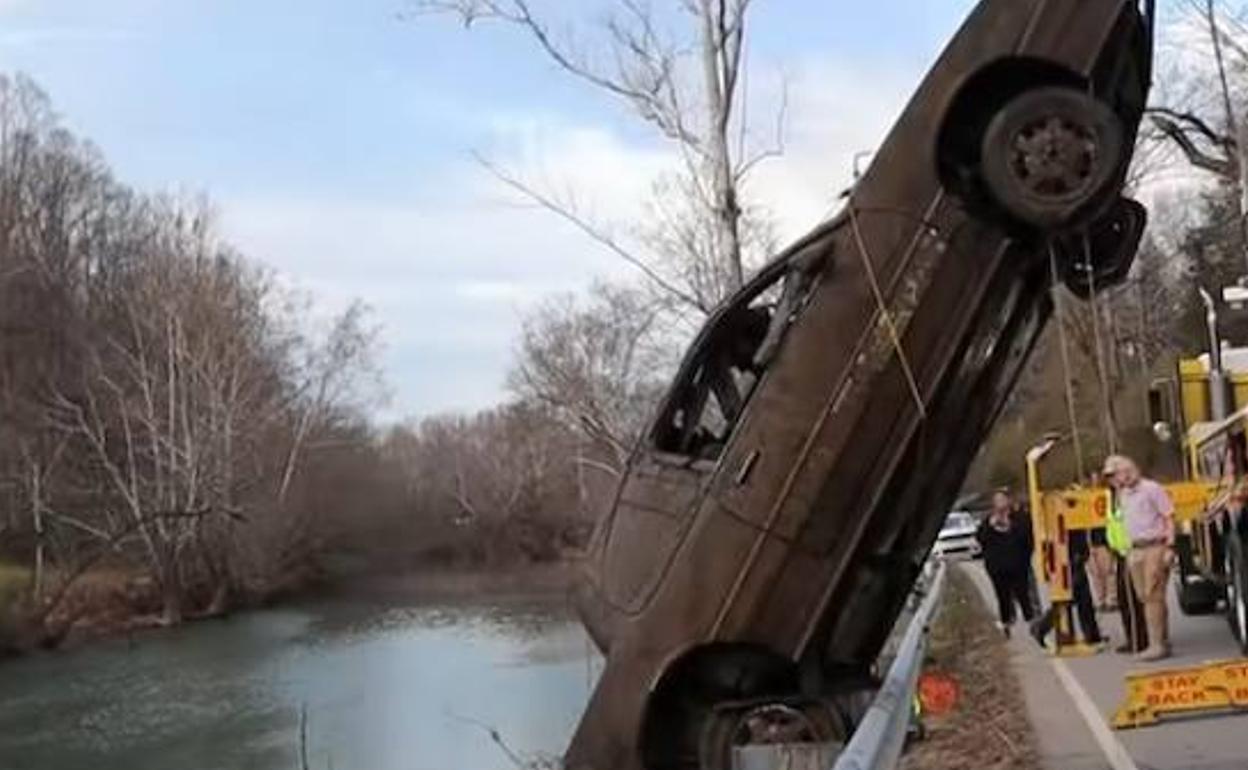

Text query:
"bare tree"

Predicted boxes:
[[277, 300, 381, 506], [390, 404, 585, 564], [0, 73, 400, 645], [413, 0, 782, 313], [508, 282, 673, 474], [1148, 1, 1241, 172]]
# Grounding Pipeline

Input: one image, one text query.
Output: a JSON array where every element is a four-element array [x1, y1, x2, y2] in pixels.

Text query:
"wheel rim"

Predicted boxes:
[[1238, 588, 1248, 642], [1008, 115, 1101, 202], [701, 703, 829, 767], [731, 704, 822, 745], [1227, 550, 1246, 642], [1237, 573, 1248, 643]]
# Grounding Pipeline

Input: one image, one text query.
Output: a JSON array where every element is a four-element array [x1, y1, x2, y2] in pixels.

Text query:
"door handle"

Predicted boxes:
[[734, 449, 761, 486]]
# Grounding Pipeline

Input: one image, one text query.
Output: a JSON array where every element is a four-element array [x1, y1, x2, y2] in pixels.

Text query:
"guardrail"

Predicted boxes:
[[830, 560, 948, 770]]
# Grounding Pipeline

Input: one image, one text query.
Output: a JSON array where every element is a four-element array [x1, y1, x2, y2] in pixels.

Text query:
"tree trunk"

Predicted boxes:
[[205, 582, 229, 618], [699, 0, 744, 292], [30, 462, 44, 604], [159, 558, 183, 626]]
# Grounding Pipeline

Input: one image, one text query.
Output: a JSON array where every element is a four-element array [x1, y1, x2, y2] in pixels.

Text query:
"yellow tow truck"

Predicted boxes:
[[1150, 349, 1248, 653], [1024, 284, 1248, 657], [1021, 286, 1248, 652]]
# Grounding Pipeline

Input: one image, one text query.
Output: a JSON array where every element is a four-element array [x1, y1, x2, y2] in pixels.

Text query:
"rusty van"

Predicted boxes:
[[566, 2, 1155, 768]]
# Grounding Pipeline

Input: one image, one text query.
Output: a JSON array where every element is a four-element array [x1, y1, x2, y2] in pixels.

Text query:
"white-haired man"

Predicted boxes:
[[1104, 454, 1174, 661]]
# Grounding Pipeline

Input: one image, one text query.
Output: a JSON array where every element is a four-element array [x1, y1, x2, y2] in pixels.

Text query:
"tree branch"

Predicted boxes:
[[1149, 114, 1237, 177], [474, 152, 709, 311]]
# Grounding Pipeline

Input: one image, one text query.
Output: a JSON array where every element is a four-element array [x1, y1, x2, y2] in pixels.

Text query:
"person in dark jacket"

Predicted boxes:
[[1029, 529, 1106, 649], [977, 490, 1037, 636]]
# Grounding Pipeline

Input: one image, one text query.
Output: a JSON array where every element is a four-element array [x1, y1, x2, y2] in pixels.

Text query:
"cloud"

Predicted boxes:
[[0, 27, 135, 48], [219, 126, 657, 418], [218, 55, 921, 420], [749, 55, 914, 242]]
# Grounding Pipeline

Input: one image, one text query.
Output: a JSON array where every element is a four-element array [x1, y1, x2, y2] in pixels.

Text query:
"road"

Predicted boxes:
[[963, 562, 1248, 770]]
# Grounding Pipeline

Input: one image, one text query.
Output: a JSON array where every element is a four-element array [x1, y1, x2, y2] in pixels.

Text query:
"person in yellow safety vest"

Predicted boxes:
[[1105, 454, 1176, 661], [1104, 490, 1149, 654]]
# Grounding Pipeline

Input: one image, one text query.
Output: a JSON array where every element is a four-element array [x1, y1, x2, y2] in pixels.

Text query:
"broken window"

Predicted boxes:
[[651, 248, 827, 461]]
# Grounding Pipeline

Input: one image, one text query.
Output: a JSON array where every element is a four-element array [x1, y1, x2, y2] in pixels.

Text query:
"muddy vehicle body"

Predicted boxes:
[[566, 1, 1155, 769]]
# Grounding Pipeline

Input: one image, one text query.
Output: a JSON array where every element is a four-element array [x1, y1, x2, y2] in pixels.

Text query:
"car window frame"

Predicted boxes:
[[646, 247, 827, 463]]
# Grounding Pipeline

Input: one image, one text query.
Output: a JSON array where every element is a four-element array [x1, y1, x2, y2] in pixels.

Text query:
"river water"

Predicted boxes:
[[0, 596, 600, 770]]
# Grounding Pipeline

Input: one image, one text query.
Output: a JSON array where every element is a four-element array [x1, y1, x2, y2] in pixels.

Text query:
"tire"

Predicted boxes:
[[1176, 535, 1220, 616], [1178, 577, 1222, 616], [1057, 197, 1147, 298], [698, 700, 846, 770], [640, 648, 797, 770], [1224, 535, 1248, 654], [980, 86, 1124, 230]]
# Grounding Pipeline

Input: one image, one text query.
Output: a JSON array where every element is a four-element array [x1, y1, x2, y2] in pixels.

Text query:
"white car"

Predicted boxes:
[[932, 511, 981, 560]]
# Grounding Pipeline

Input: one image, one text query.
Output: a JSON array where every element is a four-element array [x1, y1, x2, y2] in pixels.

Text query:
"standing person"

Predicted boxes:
[[1006, 488, 1044, 613], [977, 491, 1037, 637], [1029, 529, 1106, 649], [1104, 455, 1174, 661], [1105, 480, 1148, 653], [1087, 526, 1118, 612]]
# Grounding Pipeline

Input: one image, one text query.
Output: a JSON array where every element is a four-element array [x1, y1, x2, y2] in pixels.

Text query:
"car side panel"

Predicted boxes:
[[565, 504, 762, 770], [600, 460, 706, 613], [1021, 0, 1130, 74], [716, 215, 1015, 653], [816, 254, 1053, 665]]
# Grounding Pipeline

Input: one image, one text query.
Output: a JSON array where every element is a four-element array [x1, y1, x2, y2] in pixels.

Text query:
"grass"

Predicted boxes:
[[900, 567, 1041, 770], [0, 562, 31, 650], [0, 562, 30, 606]]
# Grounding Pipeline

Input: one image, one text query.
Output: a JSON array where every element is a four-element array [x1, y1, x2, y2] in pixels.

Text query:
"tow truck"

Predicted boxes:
[[1147, 292, 1248, 654], [566, 2, 1155, 768]]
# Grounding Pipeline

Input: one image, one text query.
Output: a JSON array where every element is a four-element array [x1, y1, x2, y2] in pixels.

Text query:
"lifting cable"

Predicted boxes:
[[1049, 243, 1087, 479], [848, 204, 928, 420], [1083, 234, 1121, 455]]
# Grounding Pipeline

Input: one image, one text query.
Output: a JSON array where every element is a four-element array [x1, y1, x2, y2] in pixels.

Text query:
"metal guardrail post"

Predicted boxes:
[[829, 561, 948, 770]]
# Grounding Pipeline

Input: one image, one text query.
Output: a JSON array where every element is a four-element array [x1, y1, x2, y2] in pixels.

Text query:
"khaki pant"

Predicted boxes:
[[1089, 545, 1117, 609], [1127, 544, 1171, 650]]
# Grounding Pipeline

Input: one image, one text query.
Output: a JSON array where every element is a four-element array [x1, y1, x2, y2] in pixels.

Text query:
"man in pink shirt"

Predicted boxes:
[[1104, 454, 1175, 661]]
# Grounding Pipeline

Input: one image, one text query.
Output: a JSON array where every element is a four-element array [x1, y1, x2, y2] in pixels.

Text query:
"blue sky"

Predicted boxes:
[[0, 0, 979, 419]]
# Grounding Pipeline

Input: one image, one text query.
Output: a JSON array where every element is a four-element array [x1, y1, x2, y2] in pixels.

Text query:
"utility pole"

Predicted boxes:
[[1206, 0, 1248, 278]]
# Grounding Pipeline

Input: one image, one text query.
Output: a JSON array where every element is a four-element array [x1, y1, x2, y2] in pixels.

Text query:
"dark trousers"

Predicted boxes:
[[1116, 553, 1149, 652], [1026, 565, 1041, 612], [1034, 557, 1103, 644], [988, 569, 1036, 624]]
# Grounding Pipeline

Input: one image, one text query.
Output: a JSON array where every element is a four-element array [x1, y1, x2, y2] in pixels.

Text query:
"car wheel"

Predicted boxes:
[[1175, 535, 1220, 616], [641, 648, 798, 770], [980, 86, 1123, 230], [698, 700, 845, 770], [1177, 576, 1222, 616], [1056, 197, 1147, 298]]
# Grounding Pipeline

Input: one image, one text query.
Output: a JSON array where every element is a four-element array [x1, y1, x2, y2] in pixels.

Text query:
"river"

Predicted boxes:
[[0, 595, 600, 770]]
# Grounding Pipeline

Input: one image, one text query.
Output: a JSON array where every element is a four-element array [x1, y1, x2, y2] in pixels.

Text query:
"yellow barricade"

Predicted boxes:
[[1166, 481, 1218, 526], [1113, 659, 1248, 729]]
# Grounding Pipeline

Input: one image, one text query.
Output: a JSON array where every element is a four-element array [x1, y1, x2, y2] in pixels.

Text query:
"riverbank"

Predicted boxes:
[[326, 561, 578, 605], [901, 566, 1041, 770], [0, 559, 581, 661]]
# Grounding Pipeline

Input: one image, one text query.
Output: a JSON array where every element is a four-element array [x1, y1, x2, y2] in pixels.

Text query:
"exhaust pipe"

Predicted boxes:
[[1199, 287, 1232, 421]]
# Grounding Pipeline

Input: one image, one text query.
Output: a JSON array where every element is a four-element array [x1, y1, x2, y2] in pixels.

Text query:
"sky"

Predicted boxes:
[[0, 0, 983, 420]]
